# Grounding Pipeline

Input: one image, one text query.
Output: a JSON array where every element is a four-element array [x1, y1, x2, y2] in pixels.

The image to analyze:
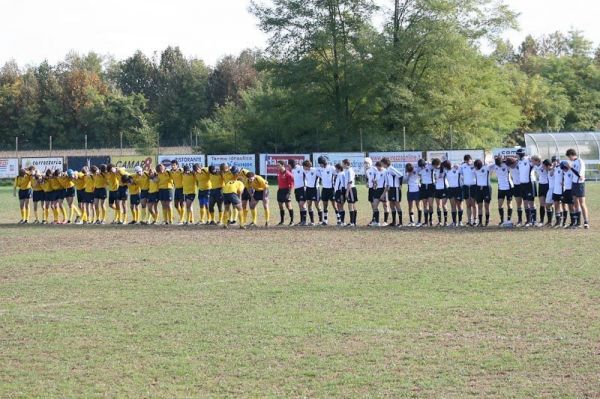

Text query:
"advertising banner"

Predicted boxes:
[[66, 156, 110, 171], [258, 154, 310, 176], [207, 154, 256, 173], [368, 151, 422, 172], [426, 150, 485, 164], [493, 148, 520, 157], [21, 157, 64, 173], [158, 155, 205, 170], [312, 152, 366, 176], [111, 155, 155, 172], [0, 158, 19, 178]]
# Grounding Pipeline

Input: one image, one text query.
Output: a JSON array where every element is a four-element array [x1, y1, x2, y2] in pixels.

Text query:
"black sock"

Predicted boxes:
[[398, 210, 403, 225], [280, 209, 285, 223], [410, 212, 414, 223], [437, 210, 442, 223], [531, 207, 537, 223], [289, 209, 294, 223], [451, 211, 457, 224], [517, 208, 523, 223], [555, 213, 561, 224], [340, 211, 346, 223], [574, 212, 579, 226], [562, 211, 568, 225], [418, 210, 422, 223], [486, 213, 490, 225], [374, 210, 380, 223], [391, 211, 397, 225], [458, 210, 463, 222], [499, 208, 504, 223], [300, 210, 307, 223], [429, 211, 434, 224], [309, 211, 314, 223], [384, 212, 389, 223], [352, 211, 357, 224], [323, 211, 328, 222], [478, 214, 483, 225], [335, 210, 340, 222], [443, 211, 448, 224], [540, 207, 545, 223], [547, 209, 553, 222], [525, 208, 530, 224], [508, 208, 513, 221]]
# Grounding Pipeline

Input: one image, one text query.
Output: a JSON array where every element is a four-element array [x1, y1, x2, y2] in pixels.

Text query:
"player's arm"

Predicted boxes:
[[13, 177, 18, 197]]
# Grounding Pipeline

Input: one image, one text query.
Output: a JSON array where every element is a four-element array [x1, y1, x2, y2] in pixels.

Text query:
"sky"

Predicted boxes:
[[1, 0, 598, 67]]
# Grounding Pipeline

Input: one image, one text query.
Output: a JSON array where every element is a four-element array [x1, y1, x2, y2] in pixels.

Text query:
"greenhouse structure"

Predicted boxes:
[[525, 132, 600, 180]]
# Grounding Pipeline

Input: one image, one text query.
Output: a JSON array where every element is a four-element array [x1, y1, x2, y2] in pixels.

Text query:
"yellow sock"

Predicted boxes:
[[34, 208, 39, 221], [265, 209, 270, 224], [19, 209, 24, 220], [25, 207, 30, 221], [177, 205, 184, 221], [44, 208, 49, 222], [251, 209, 257, 224], [121, 211, 127, 223], [101, 206, 107, 221], [188, 210, 194, 224], [238, 208, 245, 225], [53, 208, 59, 222], [60, 205, 67, 221], [140, 208, 146, 222], [169, 207, 174, 223], [208, 211, 214, 223], [219, 211, 225, 224]]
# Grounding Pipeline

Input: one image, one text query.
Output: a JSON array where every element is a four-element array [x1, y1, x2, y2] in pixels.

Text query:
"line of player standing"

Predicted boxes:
[[274, 148, 589, 229]]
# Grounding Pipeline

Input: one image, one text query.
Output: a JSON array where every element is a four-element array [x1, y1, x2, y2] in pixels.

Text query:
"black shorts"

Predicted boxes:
[[174, 188, 185, 202], [388, 187, 401, 202], [65, 187, 76, 198], [32, 190, 44, 202], [335, 189, 346, 203], [198, 189, 210, 207], [447, 187, 463, 201], [18, 189, 32, 200], [373, 188, 386, 202], [43, 191, 55, 202], [140, 190, 149, 200], [368, 187, 375, 202], [538, 183, 549, 198], [223, 193, 241, 205], [253, 190, 266, 201], [184, 193, 196, 202], [520, 182, 537, 201], [242, 189, 252, 201], [562, 190, 574, 205], [305, 187, 319, 201], [462, 185, 476, 200], [76, 189, 85, 203], [419, 184, 434, 200], [294, 188, 306, 202], [130, 194, 141, 205], [84, 192, 95, 204], [476, 186, 492, 203], [117, 186, 128, 201], [147, 192, 159, 203], [56, 189, 66, 200], [108, 190, 119, 205], [434, 189, 447, 199], [158, 189, 173, 202], [498, 188, 513, 201], [552, 193, 563, 203], [572, 182, 585, 198], [210, 188, 223, 203], [321, 188, 335, 202], [407, 191, 420, 202], [346, 187, 358, 204], [277, 189, 291, 203]]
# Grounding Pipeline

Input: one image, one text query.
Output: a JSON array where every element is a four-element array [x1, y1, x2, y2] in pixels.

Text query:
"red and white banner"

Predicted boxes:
[[259, 154, 310, 176]]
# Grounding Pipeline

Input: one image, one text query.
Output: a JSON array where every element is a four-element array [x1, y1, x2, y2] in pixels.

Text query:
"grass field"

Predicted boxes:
[[1, 184, 599, 398]]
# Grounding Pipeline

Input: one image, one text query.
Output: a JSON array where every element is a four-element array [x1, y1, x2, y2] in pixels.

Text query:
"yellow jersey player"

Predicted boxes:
[[221, 166, 246, 229], [146, 170, 160, 224], [133, 166, 150, 224], [156, 164, 174, 224], [124, 173, 141, 224], [169, 160, 186, 223], [246, 172, 270, 227], [83, 167, 96, 224], [61, 169, 81, 223], [182, 165, 197, 225], [193, 164, 211, 224], [13, 168, 32, 224], [93, 164, 108, 224], [31, 170, 44, 223], [208, 165, 224, 225]]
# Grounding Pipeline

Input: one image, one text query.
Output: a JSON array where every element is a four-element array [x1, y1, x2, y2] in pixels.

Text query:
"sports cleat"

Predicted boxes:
[[288, 221, 294, 226], [277, 221, 284, 226], [584, 223, 589, 229], [265, 222, 269, 228], [380, 222, 388, 227], [247, 222, 257, 227], [516, 222, 522, 227], [415, 223, 422, 228], [368, 221, 378, 227], [458, 222, 464, 227], [320, 222, 328, 226]]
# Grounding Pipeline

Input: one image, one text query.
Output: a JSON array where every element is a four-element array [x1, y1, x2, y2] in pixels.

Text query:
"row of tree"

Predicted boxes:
[[1, 0, 600, 153]]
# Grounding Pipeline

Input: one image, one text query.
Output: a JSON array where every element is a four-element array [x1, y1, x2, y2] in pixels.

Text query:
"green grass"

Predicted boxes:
[[1, 185, 599, 397]]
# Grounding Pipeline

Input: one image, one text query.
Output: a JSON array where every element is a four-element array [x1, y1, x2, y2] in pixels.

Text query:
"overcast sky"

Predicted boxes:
[[1, 0, 598, 67]]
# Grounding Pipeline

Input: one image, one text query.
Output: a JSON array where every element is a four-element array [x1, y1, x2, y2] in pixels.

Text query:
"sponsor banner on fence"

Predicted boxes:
[[312, 152, 366, 176], [368, 151, 422, 172], [207, 154, 256, 173], [111, 155, 155, 172], [66, 156, 111, 171], [426, 150, 485, 164], [0, 158, 19, 178], [259, 154, 310, 176], [21, 157, 64, 173], [158, 155, 206, 169], [493, 148, 520, 157]]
